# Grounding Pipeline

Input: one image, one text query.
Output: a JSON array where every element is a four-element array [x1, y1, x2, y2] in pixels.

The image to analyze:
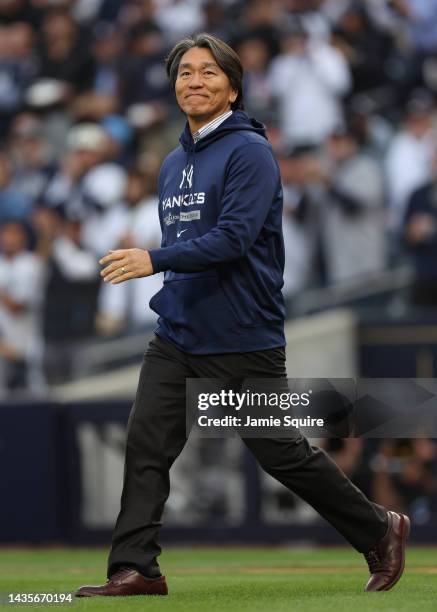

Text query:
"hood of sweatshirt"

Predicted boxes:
[[179, 110, 267, 151]]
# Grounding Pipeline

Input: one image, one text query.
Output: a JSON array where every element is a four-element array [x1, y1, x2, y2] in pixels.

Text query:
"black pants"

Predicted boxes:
[[107, 334, 388, 578]]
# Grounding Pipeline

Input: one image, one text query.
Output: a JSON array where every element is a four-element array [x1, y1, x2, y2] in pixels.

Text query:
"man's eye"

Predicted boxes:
[[180, 71, 190, 77], [204, 71, 215, 75]]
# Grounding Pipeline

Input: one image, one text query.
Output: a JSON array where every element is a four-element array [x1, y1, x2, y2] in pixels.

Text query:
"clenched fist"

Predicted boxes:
[[100, 248, 154, 284]]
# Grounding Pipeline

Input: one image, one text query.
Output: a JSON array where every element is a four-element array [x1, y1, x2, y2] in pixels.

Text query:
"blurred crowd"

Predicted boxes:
[[2, 0, 437, 392], [318, 437, 437, 525], [259, 437, 437, 526]]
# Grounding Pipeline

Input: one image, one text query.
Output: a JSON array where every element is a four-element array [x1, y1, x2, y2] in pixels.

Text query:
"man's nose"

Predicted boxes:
[[188, 72, 203, 88]]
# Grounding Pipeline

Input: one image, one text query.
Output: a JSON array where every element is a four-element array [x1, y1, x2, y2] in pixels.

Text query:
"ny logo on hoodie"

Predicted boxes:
[[179, 164, 194, 189]]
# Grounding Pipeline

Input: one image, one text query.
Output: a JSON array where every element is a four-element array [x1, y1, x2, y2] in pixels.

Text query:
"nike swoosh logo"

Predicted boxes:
[[177, 229, 188, 238]]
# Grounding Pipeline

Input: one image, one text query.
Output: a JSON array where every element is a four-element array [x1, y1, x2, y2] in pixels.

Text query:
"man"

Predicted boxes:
[[267, 23, 351, 146], [277, 144, 321, 305], [33, 207, 100, 383], [96, 168, 163, 332], [319, 125, 386, 285], [403, 147, 437, 306], [0, 220, 44, 391], [75, 33, 409, 598], [385, 90, 435, 234]]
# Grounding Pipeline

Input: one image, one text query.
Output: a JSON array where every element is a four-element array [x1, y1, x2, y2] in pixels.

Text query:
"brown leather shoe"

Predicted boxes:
[[75, 567, 168, 597], [364, 511, 410, 592]]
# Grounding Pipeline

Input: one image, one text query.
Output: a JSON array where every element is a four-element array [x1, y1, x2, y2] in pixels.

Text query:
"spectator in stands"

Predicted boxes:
[[117, 0, 158, 32], [389, 0, 437, 58], [96, 0, 123, 24], [71, 21, 124, 125], [284, 0, 332, 44], [201, 1, 231, 43], [74, 0, 115, 25], [121, 23, 171, 110], [0, 0, 41, 27], [0, 151, 33, 222], [237, 36, 274, 124], [78, 126, 128, 254], [233, 0, 282, 58], [372, 439, 437, 524], [38, 8, 95, 92], [277, 144, 321, 304], [155, 0, 205, 45], [44, 122, 126, 222], [345, 97, 394, 160], [91, 22, 124, 99], [101, 114, 133, 165], [8, 113, 55, 205], [331, 3, 395, 96], [318, 124, 386, 284], [0, 220, 44, 391], [0, 22, 38, 140], [268, 21, 351, 145], [385, 89, 436, 233], [33, 206, 100, 382], [96, 167, 162, 334], [403, 147, 437, 306]]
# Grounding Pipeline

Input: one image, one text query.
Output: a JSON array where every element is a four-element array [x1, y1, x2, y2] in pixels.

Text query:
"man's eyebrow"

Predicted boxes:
[[178, 61, 219, 69]]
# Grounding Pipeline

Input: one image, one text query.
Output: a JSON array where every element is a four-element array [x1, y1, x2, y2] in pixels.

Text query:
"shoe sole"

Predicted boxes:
[[380, 513, 411, 592]]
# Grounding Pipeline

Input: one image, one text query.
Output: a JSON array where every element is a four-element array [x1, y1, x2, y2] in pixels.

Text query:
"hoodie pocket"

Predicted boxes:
[[149, 271, 242, 333], [218, 264, 284, 328], [219, 269, 274, 327], [219, 278, 260, 327]]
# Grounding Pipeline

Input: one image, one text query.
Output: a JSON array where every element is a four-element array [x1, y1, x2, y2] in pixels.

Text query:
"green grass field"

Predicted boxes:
[[0, 546, 436, 611]]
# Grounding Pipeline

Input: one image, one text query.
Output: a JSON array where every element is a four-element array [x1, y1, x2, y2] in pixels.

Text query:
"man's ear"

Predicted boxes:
[[230, 90, 238, 104]]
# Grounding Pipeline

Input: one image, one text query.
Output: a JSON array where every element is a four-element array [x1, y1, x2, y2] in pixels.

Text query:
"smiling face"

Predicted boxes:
[[175, 46, 238, 133]]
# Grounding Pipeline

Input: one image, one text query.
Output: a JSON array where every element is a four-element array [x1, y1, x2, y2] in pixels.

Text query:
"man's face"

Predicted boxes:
[[327, 134, 356, 164], [0, 222, 27, 257], [175, 47, 237, 127]]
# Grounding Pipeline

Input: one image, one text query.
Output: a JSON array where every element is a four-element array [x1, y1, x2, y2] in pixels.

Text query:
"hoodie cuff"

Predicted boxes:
[[149, 247, 173, 273]]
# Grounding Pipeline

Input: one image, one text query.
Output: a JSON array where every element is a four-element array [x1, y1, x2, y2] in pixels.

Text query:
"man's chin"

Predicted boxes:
[[184, 106, 210, 117]]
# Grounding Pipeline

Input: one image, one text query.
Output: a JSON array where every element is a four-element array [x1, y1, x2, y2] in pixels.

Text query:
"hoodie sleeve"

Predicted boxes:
[[148, 143, 280, 273]]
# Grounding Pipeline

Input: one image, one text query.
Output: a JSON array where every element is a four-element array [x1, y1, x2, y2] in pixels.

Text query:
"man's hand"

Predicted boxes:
[[100, 248, 154, 284]]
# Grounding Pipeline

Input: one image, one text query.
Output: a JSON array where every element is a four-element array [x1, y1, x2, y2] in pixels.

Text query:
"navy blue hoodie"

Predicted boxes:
[[148, 110, 285, 354]]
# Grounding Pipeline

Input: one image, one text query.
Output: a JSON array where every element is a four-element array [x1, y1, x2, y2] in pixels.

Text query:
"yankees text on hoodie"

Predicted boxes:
[[148, 110, 285, 354]]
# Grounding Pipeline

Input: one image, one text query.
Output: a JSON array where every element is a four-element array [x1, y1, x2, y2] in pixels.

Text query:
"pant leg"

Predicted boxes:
[[189, 346, 388, 553], [107, 335, 193, 578], [242, 436, 387, 552]]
